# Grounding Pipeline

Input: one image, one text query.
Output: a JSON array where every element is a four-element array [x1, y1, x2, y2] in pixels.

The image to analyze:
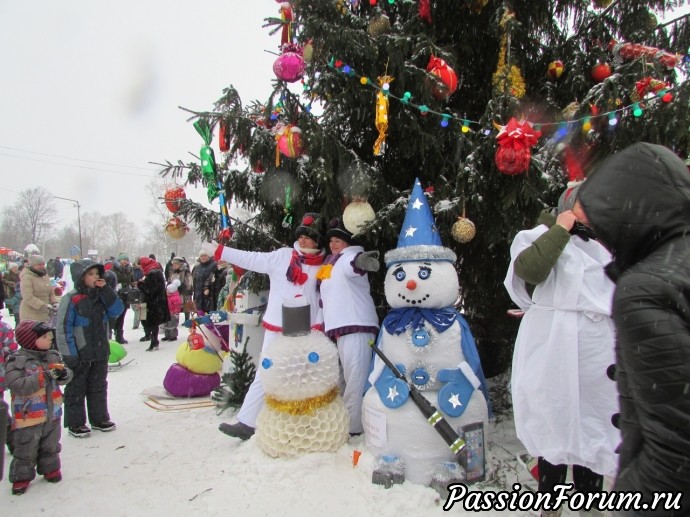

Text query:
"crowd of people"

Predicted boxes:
[[0, 141, 688, 514]]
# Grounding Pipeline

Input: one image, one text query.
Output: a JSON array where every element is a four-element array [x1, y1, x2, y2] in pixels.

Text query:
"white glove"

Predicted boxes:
[[201, 241, 220, 258], [166, 279, 181, 294]]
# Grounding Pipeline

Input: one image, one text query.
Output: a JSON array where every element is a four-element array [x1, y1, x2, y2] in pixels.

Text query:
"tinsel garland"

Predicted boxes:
[[492, 12, 526, 99], [265, 385, 339, 415]]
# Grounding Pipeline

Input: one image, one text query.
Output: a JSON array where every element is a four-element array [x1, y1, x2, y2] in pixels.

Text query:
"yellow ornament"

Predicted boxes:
[[373, 75, 393, 156], [452, 217, 476, 243]]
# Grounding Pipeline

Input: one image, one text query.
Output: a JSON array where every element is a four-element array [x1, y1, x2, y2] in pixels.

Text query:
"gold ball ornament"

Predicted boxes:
[[451, 217, 476, 243], [343, 200, 375, 236], [165, 217, 189, 240], [367, 14, 391, 38]]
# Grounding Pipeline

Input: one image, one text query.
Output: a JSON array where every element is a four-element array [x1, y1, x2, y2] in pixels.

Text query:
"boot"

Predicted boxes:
[[218, 422, 255, 440], [12, 480, 30, 495], [139, 335, 151, 342], [44, 470, 62, 483], [115, 332, 128, 345]]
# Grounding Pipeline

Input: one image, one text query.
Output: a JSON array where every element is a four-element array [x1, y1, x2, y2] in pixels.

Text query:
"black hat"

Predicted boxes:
[[326, 217, 355, 245], [295, 213, 325, 246]]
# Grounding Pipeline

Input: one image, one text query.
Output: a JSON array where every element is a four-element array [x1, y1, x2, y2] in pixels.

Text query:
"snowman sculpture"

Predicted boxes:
[[362, 179, 491, 486], [256, 300, 349, 458]]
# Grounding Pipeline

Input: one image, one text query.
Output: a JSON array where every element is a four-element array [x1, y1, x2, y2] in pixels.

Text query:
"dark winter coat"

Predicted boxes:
[[578, 142, 690, 510], [192, 258, 216, 311], [53, 259, 64, 279], [204, 263, 228, 312], [55, 259, 124, 366], [138, 258, 170, 326], [113, 261, 134, 291]]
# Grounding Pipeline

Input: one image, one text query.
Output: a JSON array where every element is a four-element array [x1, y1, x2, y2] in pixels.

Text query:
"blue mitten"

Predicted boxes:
[[374, 364, 410, 409], [437, 368, 475, 417]]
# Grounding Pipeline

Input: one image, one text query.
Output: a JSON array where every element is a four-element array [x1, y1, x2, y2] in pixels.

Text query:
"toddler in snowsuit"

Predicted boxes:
[[5, 320, 72, 495], [162, 279, 182, 341]]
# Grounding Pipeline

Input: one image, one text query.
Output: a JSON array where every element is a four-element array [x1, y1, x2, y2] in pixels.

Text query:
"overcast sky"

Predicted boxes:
[[0, 0, 277, 230]]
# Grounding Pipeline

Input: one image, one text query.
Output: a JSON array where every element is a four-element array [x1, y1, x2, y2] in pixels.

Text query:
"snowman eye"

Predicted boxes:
[[261, 358, 273, 369], [393, 267, 406, 281], [308, 352, 320, 364], [418, 266, 431, 280]]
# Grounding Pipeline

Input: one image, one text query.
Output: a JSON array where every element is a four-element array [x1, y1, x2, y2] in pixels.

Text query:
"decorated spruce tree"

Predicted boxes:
[[159, 0, 690, 376]]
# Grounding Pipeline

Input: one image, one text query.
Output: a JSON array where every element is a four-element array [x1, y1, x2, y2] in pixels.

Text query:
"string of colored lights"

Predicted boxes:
[[324, 55, 685, 136]]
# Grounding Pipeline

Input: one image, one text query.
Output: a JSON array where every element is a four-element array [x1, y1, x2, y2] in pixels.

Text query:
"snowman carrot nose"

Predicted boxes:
[[406, 279, 417, 290]]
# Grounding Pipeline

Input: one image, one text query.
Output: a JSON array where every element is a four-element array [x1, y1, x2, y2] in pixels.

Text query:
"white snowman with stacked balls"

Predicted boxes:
[[362, 178, 491, 487], [256, 299, 349, 458]]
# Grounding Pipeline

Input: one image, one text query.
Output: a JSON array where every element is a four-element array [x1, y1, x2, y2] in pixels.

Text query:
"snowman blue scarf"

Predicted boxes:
[[382, 307, 492, 414]]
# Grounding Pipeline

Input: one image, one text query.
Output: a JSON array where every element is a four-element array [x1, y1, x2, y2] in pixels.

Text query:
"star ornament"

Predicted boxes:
[[387, 385, 400, 402], [404, 226, 418, 238], [411, 198, 424, 210], [448, 393, 463, 409]]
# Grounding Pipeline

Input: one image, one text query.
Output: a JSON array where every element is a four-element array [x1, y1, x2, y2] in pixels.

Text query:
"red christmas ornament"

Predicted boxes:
[[187, 330, 205, 351], [494, 118, 541, 175], [609, 40, 680, 70], [218, 120, 230, 153], [302, 215, 314, 226], [419, 0, 432, 24], [591, 62, 612, 83], [251, 158, 265, 174], [275, 124, 303, 166], [164, 186, 186, 213], [426, 56, 458, 101], [273, 44, 305, 83]]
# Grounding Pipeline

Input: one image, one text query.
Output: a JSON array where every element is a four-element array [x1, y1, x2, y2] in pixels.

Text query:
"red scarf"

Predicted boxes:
[[286, 250, 325, 285]]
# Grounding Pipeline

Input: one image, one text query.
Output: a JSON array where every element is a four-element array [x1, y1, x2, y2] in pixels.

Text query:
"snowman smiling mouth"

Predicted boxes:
[[398, 292, 430, 305]]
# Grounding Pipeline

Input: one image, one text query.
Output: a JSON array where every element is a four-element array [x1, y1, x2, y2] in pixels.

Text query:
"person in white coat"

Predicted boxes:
[[317, 218, 380, 435], [504, 184, 620, 510], [202, 213, 327, 440]]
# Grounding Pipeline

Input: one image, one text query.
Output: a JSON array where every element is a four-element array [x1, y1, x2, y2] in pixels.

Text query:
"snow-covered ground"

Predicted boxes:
[[0, 295, 541, 516]]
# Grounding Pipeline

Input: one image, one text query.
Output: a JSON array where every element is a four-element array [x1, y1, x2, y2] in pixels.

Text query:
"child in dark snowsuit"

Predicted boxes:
[[6, 320, 72, 495], [55, 259, 124, 438]]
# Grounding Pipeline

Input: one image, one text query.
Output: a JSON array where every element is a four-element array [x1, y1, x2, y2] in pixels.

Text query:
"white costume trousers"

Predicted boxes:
[[236, 329, 280, 428], [337, 332, 375, 434]]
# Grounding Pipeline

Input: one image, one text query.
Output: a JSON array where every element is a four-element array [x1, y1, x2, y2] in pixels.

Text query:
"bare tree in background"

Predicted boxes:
[[1, 187, 56, 248], [103, 213, 138, 256], [80, 211, 105, 255]]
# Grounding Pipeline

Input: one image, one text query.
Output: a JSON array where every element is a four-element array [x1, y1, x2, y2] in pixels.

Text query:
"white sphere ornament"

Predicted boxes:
[[343, 199, 375, 235]]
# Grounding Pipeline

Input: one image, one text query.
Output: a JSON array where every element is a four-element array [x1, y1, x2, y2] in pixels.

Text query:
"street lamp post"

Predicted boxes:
[[54, 196, 83, 259]]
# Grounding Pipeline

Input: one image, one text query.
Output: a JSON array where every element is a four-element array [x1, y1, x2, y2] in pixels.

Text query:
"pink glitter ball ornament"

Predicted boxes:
[[273, 44, 305, 83]]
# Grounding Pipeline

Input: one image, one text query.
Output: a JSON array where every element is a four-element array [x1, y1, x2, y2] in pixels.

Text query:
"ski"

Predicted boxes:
[[144, 399, 216, 411]]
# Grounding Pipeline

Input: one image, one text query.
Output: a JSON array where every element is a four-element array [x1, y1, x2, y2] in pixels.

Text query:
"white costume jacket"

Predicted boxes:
[[504, 225, 620, 477], [218, 243, 323, 330]]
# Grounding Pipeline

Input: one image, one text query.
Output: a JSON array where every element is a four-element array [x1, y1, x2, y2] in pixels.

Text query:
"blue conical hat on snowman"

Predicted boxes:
[[384, 178, 457, 267]]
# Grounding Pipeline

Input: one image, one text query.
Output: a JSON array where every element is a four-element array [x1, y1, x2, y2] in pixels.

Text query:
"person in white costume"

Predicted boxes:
[[202, 213, 327, 440], [504, 183, 620, 506], [317, 217, 380, 435]]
